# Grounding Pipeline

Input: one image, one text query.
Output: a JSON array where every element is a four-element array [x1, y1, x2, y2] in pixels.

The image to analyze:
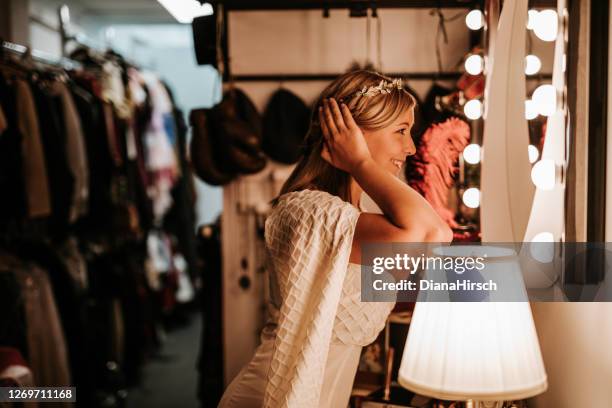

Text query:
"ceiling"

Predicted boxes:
[[70, 0, 176, 24]]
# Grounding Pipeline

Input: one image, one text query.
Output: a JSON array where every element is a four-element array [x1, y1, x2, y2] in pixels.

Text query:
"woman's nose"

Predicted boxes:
[[404, 137, 416, 156]]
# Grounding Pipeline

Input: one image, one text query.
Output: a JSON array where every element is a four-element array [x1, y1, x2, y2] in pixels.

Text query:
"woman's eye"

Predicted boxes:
[[398, 128, 407, 135]]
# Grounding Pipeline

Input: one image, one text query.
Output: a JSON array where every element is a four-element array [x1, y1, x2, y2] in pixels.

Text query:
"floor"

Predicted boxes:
[[126, 313, 202, 408]]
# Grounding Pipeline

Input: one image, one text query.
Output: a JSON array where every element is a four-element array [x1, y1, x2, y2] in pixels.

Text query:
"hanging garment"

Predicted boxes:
[[1, 253, 72, 390], [197, 221, 224, 407], [50, 81, 89, 222], [140, 72, 179, 221], [127, 68, 155, 230], [218, 190, 395, 408], [100, 60, 131, 120], [0, 104, 7, 134], [457, 72, 485, 100], [0, 270, 29, 358], [421, 83, 455, 125], [0, 75, 27, 223], [31, 80, 75, 235], [101, 102, 124, 168], [54, 236, 88, 291], [405, 117, 470, 227], [15, 79, 52, 218], [161, 93, 198, 280], [8, 239, 93, 407], [69, 84, 115, 232]]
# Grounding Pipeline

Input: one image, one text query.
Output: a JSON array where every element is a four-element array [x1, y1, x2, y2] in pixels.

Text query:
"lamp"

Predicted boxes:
[[398, 302, 547, 407], [398, 245, 548, 407]]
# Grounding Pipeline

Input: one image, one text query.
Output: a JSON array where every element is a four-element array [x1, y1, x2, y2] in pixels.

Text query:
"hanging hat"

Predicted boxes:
[[190, 88, 267, 185], [262, 89, 310, 165], [211, 88, 266, 174], [189, 108, 235, 186]]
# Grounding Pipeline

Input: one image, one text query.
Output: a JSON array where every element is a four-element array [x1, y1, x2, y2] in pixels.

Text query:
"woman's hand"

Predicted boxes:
[[318, 98, 372, 174]]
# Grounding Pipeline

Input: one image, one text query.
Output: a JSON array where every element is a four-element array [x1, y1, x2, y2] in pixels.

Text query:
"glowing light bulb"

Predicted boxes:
[[528, 145, 539, 164], [533, 9, 558, 42], [530, 232, 555, 263], [464, 54, 484, 75], [531, 159, 556, 190], [462, 144, 481, 165], [532, 232, 554, 242], [532, 84, 557, 116], [464, 99, 482, 120], [525, 99, 538, 120], [462, 187, 480, 209], [526, 9, 539, 30], [465, 10, 484, 30], [525, 54, 542, 75]]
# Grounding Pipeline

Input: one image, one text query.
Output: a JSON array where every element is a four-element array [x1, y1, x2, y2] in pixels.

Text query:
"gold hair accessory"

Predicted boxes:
[[355, 78, 403, 97]]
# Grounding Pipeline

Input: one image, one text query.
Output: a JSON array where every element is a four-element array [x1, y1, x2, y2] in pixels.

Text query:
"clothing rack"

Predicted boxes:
[[1, 39, 81, 70]]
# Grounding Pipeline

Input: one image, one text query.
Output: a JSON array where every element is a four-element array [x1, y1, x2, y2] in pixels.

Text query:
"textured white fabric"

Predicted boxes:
[[263, 189, 360, 407], [219, 189, 394, 408]]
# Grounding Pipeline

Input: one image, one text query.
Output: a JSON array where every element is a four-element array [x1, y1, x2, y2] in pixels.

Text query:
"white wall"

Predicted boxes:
[[29, 0, 87, 56], [229, 8, 471, 109], [530, 303, 612, 407]]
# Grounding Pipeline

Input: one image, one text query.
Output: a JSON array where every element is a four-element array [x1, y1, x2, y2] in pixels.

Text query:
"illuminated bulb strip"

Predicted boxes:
[[525, 54, 542, 75], [528, 145, 539, 164], [533, 9, 558, 42], [463, 144, 481, 164], [532, 84, 557, 116], [531, 159, 557, 190], [526, 9, 539, 30], [465, 54, 484, 75], [465, 10, 484, 30], [462, 187, 480, 208], [464, 99, 483, 120], [525, 100, 538, 120]]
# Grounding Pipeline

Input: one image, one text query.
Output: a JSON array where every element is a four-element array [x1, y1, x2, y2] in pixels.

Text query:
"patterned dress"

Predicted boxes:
[[218, 189, 395, 408]]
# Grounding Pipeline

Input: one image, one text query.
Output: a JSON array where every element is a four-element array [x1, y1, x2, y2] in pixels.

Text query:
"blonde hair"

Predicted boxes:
[[273, 70, 416, 206]]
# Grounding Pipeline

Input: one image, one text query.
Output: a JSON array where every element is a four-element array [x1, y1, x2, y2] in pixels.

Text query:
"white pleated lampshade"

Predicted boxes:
[[398, 302, 548, 401]]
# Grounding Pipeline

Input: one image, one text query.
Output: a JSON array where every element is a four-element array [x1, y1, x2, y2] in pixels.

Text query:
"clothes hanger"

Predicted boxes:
[[430, 7, 447, 84]]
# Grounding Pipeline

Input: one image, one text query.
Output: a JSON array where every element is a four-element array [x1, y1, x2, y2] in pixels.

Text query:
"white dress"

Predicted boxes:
[[218, 190, 395, 408]]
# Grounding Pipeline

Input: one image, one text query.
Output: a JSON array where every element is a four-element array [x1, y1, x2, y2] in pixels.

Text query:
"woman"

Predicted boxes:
[[218, 70, 452, 408]]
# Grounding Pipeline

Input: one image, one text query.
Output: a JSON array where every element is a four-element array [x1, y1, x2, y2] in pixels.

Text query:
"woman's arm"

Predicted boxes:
[[351, 157, 451, 238]]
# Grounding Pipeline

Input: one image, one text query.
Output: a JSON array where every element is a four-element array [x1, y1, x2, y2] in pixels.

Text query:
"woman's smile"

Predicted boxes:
[[391, 158, 404, 169]]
